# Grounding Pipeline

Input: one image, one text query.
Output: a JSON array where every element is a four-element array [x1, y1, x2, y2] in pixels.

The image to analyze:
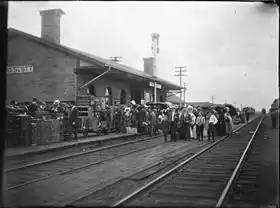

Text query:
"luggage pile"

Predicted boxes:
[[6, 114, 63, 148], [6, 114, 32, 148]]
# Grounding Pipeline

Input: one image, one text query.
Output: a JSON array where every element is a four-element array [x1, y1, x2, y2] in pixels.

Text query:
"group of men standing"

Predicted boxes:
[[159, 105, 236, 143]]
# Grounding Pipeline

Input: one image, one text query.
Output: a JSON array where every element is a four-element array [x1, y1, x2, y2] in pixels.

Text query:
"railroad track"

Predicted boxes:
[[69, 142, 210, 206], [111, 116, 263, 207], [4, 134, 165, 190], [65, 117, 258, 206], [222, 116, 275, 207]]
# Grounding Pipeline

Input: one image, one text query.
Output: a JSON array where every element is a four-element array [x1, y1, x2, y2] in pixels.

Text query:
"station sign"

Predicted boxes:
[[7, 65, 34, 74], [149, 81, 161, 89]]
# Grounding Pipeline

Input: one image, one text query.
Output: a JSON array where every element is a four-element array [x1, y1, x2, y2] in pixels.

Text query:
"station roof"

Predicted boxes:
[[8, 28, 182, 90]]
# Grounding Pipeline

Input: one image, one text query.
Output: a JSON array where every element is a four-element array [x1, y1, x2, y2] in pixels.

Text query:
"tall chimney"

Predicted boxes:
[[143, 57, 155, 76], [39, 9, 65, 44]]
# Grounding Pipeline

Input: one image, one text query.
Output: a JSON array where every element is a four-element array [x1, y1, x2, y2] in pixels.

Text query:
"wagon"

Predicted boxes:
[[79, 117, 108, 137]]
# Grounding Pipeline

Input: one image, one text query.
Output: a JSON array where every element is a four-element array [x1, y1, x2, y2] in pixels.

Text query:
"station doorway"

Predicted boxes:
[[120, 89, 127, 105], [131, 90, 141, 105]]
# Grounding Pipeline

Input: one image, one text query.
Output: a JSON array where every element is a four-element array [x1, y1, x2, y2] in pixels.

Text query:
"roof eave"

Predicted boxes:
[[8, 28, 182, 90]]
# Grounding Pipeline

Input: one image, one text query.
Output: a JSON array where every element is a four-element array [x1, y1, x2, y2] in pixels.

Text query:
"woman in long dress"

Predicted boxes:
[[187, 106, 196, 140], [161, 110, 170, 142], [225, 107, 233, 136]]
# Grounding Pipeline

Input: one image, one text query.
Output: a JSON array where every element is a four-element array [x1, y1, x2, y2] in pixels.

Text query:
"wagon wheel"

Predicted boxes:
[[83, 131, 89, 137], [97, 130, 101, 136], [73, 131, 78, 139]]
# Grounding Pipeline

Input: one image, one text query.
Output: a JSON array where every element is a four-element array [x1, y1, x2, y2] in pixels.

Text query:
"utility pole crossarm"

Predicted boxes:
[[173, 65, 187, 107]]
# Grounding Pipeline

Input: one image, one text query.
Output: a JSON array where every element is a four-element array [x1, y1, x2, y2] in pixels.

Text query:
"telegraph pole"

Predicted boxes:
[[183, 82, 187, 104], [211, 96, 214, 104], [174, 65, 187, 107]]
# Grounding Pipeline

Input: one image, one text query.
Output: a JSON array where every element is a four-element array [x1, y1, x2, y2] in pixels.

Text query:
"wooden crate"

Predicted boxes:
[[38, 120, 60, 145]]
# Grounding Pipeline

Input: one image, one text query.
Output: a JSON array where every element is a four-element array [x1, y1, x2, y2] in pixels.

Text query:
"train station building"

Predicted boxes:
[[7, 8, 182, 106]]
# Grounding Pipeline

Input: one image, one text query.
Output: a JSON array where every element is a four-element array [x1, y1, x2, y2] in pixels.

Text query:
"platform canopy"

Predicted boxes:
[[71, 47, 182, 91]]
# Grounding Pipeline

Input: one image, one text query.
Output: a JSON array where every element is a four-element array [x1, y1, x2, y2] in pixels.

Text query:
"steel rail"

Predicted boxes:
[[6, 134, 164, 190], [5, 133, 161, 172], [112, 116, 261, 207], [57, 142, 204, 206], [215, 116, 263, 207]]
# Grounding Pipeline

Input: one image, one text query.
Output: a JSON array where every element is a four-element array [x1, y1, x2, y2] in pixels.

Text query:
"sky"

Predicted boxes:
[[8, 1, 279, 110]]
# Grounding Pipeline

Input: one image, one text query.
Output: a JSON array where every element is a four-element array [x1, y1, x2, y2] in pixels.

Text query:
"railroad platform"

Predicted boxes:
[[257, 115, 279, 206], [4, 116, 257, 159], [5, 132, 138, 158]]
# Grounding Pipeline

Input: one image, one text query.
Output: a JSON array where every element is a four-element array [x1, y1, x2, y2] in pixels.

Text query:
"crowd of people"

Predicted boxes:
[[7, 98, 76, 117], [7, 98, 250, 142], [150, 105, 239, 142]]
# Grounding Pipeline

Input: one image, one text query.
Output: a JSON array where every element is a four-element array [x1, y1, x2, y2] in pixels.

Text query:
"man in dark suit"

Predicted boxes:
[[69, 105, 79, 140]]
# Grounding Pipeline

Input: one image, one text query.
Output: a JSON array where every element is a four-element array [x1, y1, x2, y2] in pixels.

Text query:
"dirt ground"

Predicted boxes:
[[257, 115, 279, 206]]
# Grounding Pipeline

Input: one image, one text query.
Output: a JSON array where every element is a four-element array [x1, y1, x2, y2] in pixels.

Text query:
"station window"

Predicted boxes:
[[88, 85, 96, 96], [105, 87, 113, 106]]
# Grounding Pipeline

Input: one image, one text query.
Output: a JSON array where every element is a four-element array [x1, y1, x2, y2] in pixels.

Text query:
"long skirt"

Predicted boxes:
[[225, 121, 233, 134], [170, 122, 177, 141], [181, 123, 190, 140], [217, 121, 226, 136], [190, 125, 197, 139], [123, 120, 131, 128]]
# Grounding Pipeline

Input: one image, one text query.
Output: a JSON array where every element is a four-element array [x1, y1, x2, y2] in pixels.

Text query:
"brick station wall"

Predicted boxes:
[[7, 34, 168, 105], [7, 35, 76, 103]]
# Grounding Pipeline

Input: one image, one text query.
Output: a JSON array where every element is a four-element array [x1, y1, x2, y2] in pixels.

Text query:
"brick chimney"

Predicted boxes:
[[39, 9, 65, 44], [143, 57, 156, 76]]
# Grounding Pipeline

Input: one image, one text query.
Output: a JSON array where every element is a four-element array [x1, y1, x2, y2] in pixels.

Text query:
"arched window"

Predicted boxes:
[[160, 95, 164, 102], [105, 87, 113, 106], [120, 89, 127, 105], [87, 85, 96, 96]]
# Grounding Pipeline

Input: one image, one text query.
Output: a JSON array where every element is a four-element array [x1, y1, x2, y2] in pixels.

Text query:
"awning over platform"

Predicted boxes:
[[74, 65, 183, 91]]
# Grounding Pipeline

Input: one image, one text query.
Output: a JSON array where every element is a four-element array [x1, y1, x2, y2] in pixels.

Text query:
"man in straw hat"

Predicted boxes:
[[196, 111, 205, 142], [187, 105, 197, 140]]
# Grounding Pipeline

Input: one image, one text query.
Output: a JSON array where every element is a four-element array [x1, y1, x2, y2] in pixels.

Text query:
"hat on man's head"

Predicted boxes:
[[187, 105, 193, 111], [54, 100, 60, 105], [211, 109, 216, 114]]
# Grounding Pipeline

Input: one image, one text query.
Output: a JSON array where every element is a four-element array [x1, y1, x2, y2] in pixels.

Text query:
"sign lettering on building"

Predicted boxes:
[[7, 65, 34, 74], [149, 81, 161, 89]]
